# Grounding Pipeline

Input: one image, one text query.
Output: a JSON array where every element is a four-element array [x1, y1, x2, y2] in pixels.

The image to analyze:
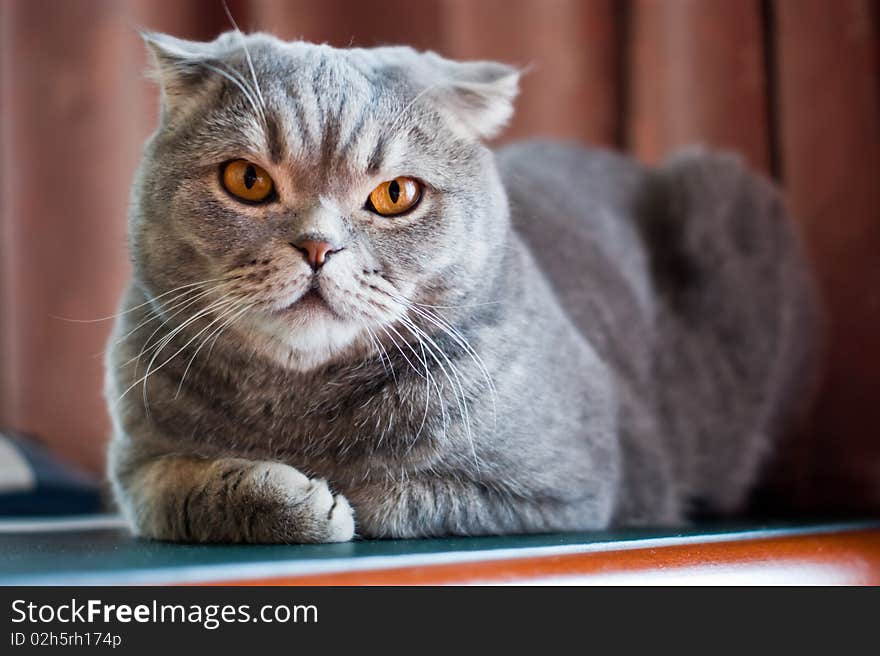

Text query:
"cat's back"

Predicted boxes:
[[495, 140, 657, 373], [497, 139, 822, 515], [496, 140, 649, 270]]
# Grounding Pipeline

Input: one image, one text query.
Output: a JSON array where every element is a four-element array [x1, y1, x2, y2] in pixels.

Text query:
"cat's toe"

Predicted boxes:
[[292, 478, 354, 543], [325, 493, 355, 542]]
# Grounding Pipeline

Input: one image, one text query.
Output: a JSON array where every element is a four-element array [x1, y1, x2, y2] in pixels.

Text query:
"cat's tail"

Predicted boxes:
[[640, 147, 825, 514]]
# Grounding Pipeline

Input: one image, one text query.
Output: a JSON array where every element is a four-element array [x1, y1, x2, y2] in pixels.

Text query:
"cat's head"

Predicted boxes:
[[131, 31, 519, 371]]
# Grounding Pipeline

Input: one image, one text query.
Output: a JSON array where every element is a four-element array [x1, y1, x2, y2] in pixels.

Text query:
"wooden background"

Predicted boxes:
[[1, 0, 878, 511]]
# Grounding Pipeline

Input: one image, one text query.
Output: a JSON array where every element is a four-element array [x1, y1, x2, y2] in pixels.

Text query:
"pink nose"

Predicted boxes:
[[292, 239, 340, 270]]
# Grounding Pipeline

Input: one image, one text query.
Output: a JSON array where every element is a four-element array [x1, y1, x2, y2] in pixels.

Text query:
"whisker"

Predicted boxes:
[[90, 284, 212, 360], [200, 300, 253, 369], [354, 275, 492, 452], [116, 282, 234, 349], [397, 315, 480, 473], [404, 303, 498, 428], [222, 0, 268, 120], [174, 300, 255, 398], [136, 296, 241, 411], [122, 281, 240, 371], [410, 300, 502, 311], [53, 276, 237, 323], [413, 340, 439, 444], [381, 324, 430, 382], [383, 289, 497, 398], [202, 62, 265, 124], [358, 319, 392, 379], [370, 283, 498, 434], [360, 272, 500, 310], [143, 296, 247, 402], [114, 295, 244, 407], [388, 327, 438, 447]]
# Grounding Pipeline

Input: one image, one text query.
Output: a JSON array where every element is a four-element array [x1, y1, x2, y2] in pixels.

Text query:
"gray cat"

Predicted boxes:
[[105, 31, 821, 543]]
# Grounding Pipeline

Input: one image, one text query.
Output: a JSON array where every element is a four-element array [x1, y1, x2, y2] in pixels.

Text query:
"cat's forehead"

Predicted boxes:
[[212, 40, 439, 180], [247, 38, 420, 120]]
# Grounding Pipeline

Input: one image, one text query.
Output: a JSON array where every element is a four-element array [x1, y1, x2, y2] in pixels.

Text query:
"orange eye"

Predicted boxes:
[[221, 159, 275, 203], [367, 177, 422, 216]]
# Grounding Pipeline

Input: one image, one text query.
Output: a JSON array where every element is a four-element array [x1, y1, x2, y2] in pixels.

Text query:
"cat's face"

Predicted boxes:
[[131, 32, 518, 370]]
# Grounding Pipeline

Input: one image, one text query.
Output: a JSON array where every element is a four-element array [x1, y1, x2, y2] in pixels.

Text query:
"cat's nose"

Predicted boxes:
[[291, 238, 342, 270]]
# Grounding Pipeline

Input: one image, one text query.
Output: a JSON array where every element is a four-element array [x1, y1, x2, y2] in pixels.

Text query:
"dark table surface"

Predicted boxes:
[[3, 515, 879, 585]]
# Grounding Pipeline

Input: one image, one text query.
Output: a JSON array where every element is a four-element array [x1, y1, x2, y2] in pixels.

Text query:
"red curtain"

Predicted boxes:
[[1, 0, 878, 508]]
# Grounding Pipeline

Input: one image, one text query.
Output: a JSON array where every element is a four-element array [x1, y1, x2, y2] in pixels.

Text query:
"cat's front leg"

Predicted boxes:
[[349, 476, 614, 538], [113, 454, 355, 543]]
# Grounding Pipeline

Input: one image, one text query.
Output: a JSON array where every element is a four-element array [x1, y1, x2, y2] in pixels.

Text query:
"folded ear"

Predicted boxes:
[[421, 52, 521, 140], [141, 31, 222, 117]]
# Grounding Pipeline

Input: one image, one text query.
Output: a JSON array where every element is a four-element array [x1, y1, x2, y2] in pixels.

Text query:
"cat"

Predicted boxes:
[[105, 30, 821, 543]]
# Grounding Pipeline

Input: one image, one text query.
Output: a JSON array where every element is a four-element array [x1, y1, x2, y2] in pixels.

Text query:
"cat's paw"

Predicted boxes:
[[248, 462, 355, 544]]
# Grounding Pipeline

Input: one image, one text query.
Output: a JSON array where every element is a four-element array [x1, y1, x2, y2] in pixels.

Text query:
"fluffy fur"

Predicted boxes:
[[106, 31, 821, 542]]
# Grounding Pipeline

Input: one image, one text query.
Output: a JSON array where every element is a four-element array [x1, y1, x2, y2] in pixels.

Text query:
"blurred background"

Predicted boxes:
[[0, 0, 878, 511]]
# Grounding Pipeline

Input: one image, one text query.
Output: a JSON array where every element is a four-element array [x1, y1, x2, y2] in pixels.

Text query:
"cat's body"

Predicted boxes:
[[107, 32, 820, 542]]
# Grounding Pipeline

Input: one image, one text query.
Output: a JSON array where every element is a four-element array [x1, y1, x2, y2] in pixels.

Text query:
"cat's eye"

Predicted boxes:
[[221, 159, 275, 203], [366, 177, 422, 216]]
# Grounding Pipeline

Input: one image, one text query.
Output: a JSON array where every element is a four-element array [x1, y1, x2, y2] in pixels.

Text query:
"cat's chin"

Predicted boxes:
[[243, 305, 365, 373]]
